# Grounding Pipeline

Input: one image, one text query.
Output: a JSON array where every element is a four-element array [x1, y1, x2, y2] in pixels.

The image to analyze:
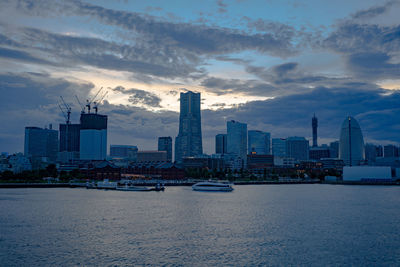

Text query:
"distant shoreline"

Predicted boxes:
[[0, 180, 399, 188]]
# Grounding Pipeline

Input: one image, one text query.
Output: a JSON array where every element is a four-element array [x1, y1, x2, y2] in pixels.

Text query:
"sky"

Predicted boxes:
[[0, 0, 400, 154]]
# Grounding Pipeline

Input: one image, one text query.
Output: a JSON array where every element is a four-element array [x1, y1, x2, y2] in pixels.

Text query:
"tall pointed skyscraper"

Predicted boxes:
[[175, 91, 202, 163], [312, 114, 318, 147], [339, 116, 364, 166]]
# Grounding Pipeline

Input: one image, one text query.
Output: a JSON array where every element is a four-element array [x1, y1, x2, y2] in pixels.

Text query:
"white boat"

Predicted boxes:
[[192, 181, 234, 192], [97, 179, 118, 189], [116, 184, 152, 191]]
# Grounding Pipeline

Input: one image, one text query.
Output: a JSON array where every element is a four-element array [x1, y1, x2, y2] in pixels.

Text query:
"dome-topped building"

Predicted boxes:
[[339, 116, 365, 166]]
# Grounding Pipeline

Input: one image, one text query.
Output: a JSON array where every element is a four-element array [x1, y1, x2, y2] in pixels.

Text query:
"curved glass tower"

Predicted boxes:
[[339, 116, 364, 166]]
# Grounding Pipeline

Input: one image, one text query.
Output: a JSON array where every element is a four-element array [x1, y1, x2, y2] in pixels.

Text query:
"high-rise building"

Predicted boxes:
[[329, 141, 339, 158], [339, 116, 365, 166], [384, 145, 399, 158], [175, 91, 203, 163], [158, 137, 172, 162], [59, 123, 80, 152], [365, 143, 378, 163], [272, 138, 287, 157], [215, 134, 227, 154], [110, 145, 138, 160], [312, 114, 318, 147], [248, 130, 271, 155], [79, 113, 107, 160], [227, 120, 247, 166], [286, 136, 309, 161], [24, 126, 59, 163]]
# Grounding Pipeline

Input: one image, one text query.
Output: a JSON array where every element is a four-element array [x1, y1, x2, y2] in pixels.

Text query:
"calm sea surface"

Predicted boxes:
[[0, 185, 399, 266]]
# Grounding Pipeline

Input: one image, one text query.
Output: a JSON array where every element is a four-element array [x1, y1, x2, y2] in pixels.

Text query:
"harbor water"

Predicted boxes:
[[0, 185, 399, 266]]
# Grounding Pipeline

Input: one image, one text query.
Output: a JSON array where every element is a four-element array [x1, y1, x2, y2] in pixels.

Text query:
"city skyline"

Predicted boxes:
[[1, 0, 400, 154]]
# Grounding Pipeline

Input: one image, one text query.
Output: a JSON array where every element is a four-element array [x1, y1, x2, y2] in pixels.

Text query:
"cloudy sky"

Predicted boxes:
[[0, 0, 399, 154]]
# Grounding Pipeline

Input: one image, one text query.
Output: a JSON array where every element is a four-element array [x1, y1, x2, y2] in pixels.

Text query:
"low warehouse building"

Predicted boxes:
[[343, 166, 392, 182]]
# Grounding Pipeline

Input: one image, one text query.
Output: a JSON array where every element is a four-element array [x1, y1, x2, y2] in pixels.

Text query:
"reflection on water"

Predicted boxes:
[[0, 185, 399, 266]]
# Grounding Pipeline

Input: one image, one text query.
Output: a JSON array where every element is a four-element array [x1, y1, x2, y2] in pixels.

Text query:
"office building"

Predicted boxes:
[[215, 134, 227, 154], [158, 137, 173, 162], [339, 116, 365, 166], [58, 123, 80, 163], [227, 120, 247, 166], [272, 138, 287, 157], [384, 145, 399, 158], [365, 143, 378, 163], [24, 126, 59, 163], [312, 114, 318, 147], [329, 141, 339, 158], [175, 91, 203, 163], [79, 113, 107, 160], [286, 136, 309, 161], [110, 145, 138, 160], [248, 130, 271, 155]]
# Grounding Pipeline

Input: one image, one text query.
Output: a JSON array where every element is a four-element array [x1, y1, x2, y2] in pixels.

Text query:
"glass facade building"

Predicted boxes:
[[339, 116, 364, 166], [24, 126, 59, 163], [158, 137, 173, 162], [227, 120, 247, 165], [248, 130, 271, 155], [79, 113, 108, 160], [215, 134, 227, 154], [175, 91, 203, 163]]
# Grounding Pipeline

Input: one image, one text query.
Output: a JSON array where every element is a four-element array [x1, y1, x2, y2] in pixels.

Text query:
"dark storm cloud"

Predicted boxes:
[[324, 22, 400, 80], [112, 86, 162, 107], [351, 0, 398, 19], [347, 52, 400, 79]]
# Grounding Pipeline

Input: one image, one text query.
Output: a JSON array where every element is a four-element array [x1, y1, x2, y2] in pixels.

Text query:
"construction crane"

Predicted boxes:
[[85, 87, 103, 114], [59, 96, 71, 124], [75, 95, 85, 114], [93, 91, 108, 114]]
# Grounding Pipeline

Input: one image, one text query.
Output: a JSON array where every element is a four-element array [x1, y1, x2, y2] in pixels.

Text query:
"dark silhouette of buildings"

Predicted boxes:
[[312, 114, 318, 147], [215, 134, 227, 154], [158, 137, 172, 162], [175, 91, 202, 163]]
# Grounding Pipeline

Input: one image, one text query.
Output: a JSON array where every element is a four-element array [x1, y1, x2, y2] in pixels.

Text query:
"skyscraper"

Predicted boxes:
[[59, 123, 80, 153], [24, 126, 59, 164], [215, 134, 227, 154], [175, 91, 202, 163], [339, 116, 365, 166], [158, 137, 173, 162], [248, 130, 271, 155], [59, 123, 81, 163], [79, 113, 107, 160], [312, 114, 318, 147], [286, 136, 309, 160], [272, 138, 287, 157], [227, 120, 247, 165], [329, 141, 339, 158]]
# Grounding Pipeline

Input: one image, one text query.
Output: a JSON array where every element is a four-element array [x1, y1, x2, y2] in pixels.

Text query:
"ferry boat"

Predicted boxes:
[[116, 184, 152, 191], [192, 181, 234, 192], [97, 179, 118, 189]]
